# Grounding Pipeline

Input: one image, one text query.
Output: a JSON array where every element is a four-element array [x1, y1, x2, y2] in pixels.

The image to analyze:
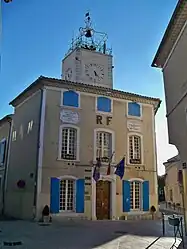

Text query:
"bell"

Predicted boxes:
[[85, 29, 92, 38]]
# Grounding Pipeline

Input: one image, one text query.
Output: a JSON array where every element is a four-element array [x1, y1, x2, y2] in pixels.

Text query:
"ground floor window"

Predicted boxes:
[[59, 179, 75, 211], [130, 181, 141, 210]]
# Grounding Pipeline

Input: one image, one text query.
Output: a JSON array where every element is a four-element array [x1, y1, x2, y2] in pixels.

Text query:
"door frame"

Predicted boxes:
[[92, 172, 116, 220]]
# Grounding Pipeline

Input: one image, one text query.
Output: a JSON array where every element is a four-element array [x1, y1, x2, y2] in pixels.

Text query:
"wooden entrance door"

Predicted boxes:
[[96, 180, 111, 220]]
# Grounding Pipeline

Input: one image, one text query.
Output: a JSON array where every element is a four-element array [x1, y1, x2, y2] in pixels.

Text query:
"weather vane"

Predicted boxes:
[[79, 12, 94, 41], [65, 12, 112, 57]]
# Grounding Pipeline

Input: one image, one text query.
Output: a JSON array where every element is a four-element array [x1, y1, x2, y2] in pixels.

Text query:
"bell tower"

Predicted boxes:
[[62, 13, 113, 89]]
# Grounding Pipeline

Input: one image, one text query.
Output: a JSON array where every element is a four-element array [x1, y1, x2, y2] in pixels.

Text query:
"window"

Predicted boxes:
[[0, 139, 6, 166], [59, 179, 75, 211], [96, 131, 112, 162], [19, 125, 23, 139], [170, 189, 173, 202], [129, 135, 142, 164], [62, 90, 79, 108], [61, 127, 77, 160], [12, 131, 16, 141], [178, 170, 183, 185], [27, 120, 33, 134], [128, 102, 141, 117], [97, 96, 112, 113], [130, 181, 142, 210]]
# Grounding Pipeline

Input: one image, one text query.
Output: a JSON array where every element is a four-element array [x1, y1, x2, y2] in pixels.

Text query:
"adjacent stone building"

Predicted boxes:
[[164, 155, 183, 210], [152, 0, 187, 227], [0, 114, 12, 214]]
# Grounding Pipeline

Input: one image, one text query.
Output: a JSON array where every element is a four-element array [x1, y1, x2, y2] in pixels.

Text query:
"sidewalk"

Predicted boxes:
[[0, 219, 185, 248], [159, 202, 184, 215]]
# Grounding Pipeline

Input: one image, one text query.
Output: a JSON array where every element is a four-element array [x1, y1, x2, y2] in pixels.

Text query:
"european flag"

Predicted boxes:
[[93, 158, 101, 182], [115, 157, 125, 179]]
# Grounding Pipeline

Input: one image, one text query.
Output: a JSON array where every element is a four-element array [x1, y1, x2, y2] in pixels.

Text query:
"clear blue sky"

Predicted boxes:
[[0, 0, 177, 116], [0, 0, 178, 173]]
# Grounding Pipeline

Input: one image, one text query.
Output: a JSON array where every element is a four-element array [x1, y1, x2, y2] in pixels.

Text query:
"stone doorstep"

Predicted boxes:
[[50, 212, 161, 222], [124, 213, 161, 221], [51, 214, 88, 221]]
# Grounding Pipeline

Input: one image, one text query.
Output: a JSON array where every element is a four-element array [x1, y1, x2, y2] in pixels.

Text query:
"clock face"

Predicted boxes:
[[85, 63, 104, 83], [65, 68, 73, 81]]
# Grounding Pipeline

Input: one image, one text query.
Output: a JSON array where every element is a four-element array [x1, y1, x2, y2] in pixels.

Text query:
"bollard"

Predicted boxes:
[[162, 212, 165, 236]]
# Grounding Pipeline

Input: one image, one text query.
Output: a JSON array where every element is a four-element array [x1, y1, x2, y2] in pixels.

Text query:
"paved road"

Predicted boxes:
[[0, 219, 184, 248]]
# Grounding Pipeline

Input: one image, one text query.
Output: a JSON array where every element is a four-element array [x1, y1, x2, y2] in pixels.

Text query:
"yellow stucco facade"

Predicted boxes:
[[3, 77, 160, 220]]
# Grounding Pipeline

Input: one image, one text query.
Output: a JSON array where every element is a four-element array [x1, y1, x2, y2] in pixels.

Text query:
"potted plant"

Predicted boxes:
[[42, 205, 50, 223], [150, 206, 156, 220]]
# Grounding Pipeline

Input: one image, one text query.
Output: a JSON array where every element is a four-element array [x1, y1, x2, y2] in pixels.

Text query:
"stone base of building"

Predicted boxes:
[[119, 212, 161, 221]]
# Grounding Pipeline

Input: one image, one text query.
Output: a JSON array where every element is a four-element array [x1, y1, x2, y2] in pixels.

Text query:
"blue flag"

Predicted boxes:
[[115, 157, 125, 179], [93, 158, 101, 182]]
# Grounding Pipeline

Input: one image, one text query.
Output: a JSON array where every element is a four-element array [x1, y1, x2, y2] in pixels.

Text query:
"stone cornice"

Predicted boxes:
[[0, 114, 13, 127], [9, 76, 161, 114]]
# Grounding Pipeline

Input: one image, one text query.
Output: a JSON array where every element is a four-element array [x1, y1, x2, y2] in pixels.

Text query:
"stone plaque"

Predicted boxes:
[[127, 120, 141, 132], [60, 110, 79, 124]]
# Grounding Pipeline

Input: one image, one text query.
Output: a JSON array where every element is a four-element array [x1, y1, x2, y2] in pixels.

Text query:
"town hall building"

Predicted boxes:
[[1, 14, 161, 220]]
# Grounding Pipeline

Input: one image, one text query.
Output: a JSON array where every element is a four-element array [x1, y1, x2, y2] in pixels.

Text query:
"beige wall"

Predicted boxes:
[[0, 119, 11, 213], [164, 162, 183, 207], [39, 87, 158, 217], [5, 91, 42, 219]]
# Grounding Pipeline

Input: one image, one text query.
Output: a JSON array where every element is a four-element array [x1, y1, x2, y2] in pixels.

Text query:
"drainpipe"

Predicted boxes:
[[2, 117, 13, 215], [33, 88, 44, 220]]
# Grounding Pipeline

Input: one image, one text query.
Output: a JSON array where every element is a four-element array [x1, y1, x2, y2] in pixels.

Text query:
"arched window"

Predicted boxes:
[[129, 135, 142, 164], [0, 138, 6, 166], [97, 96, 112, 113], [122, 179, 149, 212], [128, 102, 141, 117], [50, 177, 85, 214], [59, 179, 75, 211], [94, 128, 114, 162], [62, 90, 79, 108], [60, 126, 79, 160], [130, 180, 142, 210]]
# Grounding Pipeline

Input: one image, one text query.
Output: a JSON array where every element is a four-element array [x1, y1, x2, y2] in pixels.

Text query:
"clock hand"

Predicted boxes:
[[94, 71, 98, 77]]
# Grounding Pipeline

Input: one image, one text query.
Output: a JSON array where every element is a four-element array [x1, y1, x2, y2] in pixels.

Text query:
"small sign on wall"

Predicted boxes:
[[60, 110, 79, 124], [127, 120, 142, 132]]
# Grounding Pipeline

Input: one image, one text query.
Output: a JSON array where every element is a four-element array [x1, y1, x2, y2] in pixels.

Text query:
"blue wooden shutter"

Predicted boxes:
[[76, 179, 85, 213], [63, 91, 79, 107], [122, 180, 130, 212], [143, 181, 149, 211], [128, 102, 141, 117], [97, 97, 111, 112], [50, 177, 60, 213]]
